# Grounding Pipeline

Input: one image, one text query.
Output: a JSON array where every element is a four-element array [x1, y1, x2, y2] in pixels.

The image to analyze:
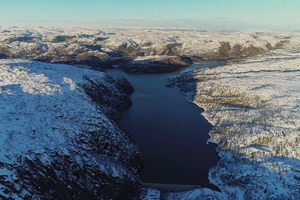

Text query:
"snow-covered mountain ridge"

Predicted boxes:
[[0, 59, 142, 199], [1, 27, 299, 73]]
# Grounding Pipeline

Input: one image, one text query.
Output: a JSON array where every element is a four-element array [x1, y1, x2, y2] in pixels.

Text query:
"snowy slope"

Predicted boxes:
[[169, 52, 300, 199], [1, 27, 299, 70], [0, 60, 142, 199]]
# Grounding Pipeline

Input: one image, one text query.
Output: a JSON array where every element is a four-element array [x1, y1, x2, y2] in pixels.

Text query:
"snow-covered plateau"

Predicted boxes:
[[0, 27, 300, 199]]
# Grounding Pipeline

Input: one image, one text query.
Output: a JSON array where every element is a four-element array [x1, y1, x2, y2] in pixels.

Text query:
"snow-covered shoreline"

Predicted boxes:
[[0, 59, 142, 199], [169, 52, 300, 199]]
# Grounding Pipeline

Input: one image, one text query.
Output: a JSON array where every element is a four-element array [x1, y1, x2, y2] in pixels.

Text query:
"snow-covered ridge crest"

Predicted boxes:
[[1, 27, 300, 72], [0, 60, 142, 199], [0, 64, 62, 95]]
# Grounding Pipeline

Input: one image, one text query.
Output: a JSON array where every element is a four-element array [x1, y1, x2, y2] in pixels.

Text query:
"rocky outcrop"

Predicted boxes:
[[202, 42, 267, 59], [0, 60, 142, 199], [82, 75, 134, 120], [119, 56, 193, 73]]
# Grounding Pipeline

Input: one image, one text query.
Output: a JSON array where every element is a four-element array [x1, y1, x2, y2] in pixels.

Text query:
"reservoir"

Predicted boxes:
[[107, 60, 223, 189]]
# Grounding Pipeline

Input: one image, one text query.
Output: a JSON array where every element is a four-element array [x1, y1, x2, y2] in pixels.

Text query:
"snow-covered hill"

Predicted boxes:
[[169, 53, 300, 199], [0, 60, 142, 199], [1, 27, 299, 73]]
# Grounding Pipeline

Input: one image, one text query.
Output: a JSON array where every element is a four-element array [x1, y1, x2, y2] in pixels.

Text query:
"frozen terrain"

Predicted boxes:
[[169, 53, 300, 199], [0, 59, 142, 199], [0, 27, 300, 199], [0, 27, 297, 73]]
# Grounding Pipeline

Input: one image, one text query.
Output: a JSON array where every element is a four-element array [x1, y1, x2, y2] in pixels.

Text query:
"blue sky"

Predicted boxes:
[[0, 0, 299, 30]]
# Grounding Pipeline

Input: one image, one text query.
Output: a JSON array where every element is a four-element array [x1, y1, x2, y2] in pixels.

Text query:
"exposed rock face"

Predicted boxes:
[[168, 52, 300, 199], [82, 75, 134, 120], [119, 56, 193, 73], [1, 27, 298, 73], [0, 60, 142, 199], [203, 42, 267, 59]]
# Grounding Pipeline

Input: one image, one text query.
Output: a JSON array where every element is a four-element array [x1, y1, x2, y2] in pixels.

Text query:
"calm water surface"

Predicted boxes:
[[107, 60, 224, 189]]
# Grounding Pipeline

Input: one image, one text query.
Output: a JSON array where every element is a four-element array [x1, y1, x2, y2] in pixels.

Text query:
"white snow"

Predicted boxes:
[[171, 51, 300, 199], [1, 26, 300, 199], [0, 60, 102, 164], [1, 26, 300, 62], [0, 59, 138, 199]]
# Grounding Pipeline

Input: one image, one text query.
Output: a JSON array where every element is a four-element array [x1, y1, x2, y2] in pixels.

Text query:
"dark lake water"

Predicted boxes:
[[106, 61, 224, 189]]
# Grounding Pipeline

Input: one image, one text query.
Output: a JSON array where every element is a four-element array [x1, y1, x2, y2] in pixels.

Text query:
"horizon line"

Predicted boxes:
[[1, 18, 299, 31]]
